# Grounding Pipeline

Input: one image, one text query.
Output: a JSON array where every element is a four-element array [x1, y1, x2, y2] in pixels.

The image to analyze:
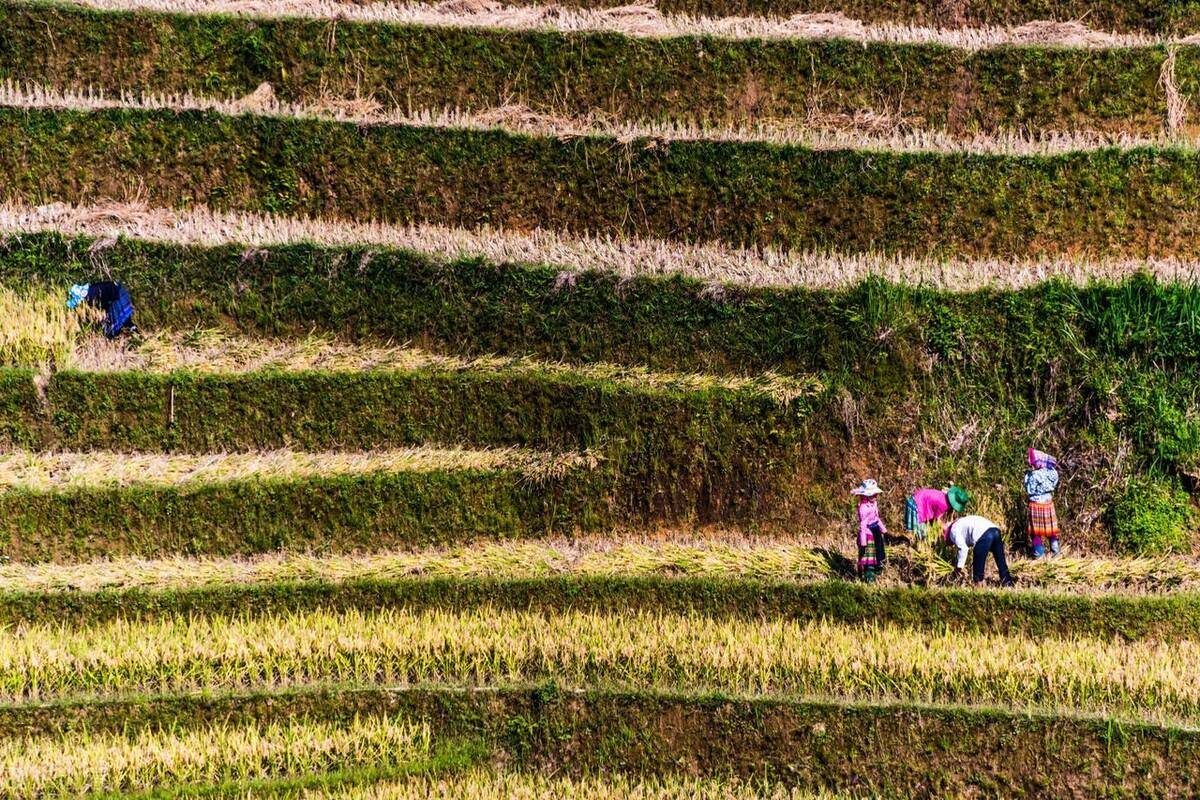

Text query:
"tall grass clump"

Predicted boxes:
[[0, 715, 431, 799], [1109, 476, 1196, 555], [0, 285, 90, 369]]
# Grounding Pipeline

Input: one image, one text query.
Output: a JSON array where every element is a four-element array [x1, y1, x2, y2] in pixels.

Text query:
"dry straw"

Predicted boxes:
[[43, 0, 1166, 49], [0, 538, 1194, 595], [0, 539, 833, 592], [2, 606, 1198, 723], [0, 447, 594, 490], [74, 329, 817, 403], [5, 201, 1200, 291], [0, 716, 431, 799], [2, 80, 1194, 158]]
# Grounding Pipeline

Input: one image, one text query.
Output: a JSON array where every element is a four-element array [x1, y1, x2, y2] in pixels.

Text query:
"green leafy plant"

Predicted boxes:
[[1109, 477, 1196, 555]]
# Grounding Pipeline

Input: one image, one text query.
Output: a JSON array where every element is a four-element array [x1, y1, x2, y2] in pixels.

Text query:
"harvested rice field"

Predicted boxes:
[[3, 0, 1200, 794]]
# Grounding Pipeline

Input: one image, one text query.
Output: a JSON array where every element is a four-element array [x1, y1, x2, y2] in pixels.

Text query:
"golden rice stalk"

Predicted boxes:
[[1016, 555, 1200, 590], [0, 537, 1194, 595], [72, 329, 817, 405], [1, 607, 1198, 724], [0, 446, 594, 491], [0, 539, 833, 593], [0, 716, 430, 799], [0, 285, 96, 370], [286, 770, 839, 799]]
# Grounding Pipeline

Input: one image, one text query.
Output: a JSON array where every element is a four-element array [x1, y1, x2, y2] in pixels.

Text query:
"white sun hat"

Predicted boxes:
[[851, 478, 882, 497]]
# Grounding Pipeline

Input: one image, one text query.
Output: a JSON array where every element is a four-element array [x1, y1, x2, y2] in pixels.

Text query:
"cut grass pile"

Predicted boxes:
[[5, 539, 1198, 595], [0, 447, 589, 490], [3, 0, 1165, 48], [7, 201, 1200, 291], [183, 0, 1200, 35], [2, 606, 1198, 724], [0, 715, 432, 799], [0, 540, 826, 591]]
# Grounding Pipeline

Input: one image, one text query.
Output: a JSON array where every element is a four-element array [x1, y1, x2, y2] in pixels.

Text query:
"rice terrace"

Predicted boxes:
[[3, 0, 1200, 795]]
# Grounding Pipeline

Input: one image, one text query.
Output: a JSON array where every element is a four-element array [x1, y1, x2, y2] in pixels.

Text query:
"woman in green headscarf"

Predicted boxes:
[[904, 485, 969, 542]]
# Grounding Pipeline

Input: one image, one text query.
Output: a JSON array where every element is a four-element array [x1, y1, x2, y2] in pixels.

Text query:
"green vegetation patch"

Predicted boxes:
[[2, 1, 1193, 134], [1109, 476, 1198, 555], [45, 366, 813, 521], [0, 464, 609, 561], [10, 108, 1200, 258], [0, 369, 45, 449], [4, 235, 1200, 540], [0, 362, 814, 522], [450, 0, 1200, 33], [3, 686, 1198, 798]]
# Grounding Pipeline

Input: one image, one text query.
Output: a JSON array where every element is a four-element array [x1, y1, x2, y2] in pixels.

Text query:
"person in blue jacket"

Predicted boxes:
[[67, 282, 138, 338]]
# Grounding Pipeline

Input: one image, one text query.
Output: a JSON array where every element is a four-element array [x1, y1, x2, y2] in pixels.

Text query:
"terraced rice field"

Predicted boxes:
[[2, 0, 1200, 795]]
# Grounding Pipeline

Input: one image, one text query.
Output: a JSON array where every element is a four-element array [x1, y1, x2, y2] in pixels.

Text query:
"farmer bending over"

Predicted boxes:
[[904, 485, 968, 542], [67, 282, 137, 338], [944, 514, 1015, 587]]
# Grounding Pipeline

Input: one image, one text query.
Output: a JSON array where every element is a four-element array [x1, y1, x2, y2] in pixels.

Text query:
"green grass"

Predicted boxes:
[[0, 338, 815, 521], [2, 0, 1193, 134], [415, 0, 1200, 33], [3, 235, 1199, 544], [13, 107, 1200, 257], [40, 360, 813, 522], [0, 460, 610, 561]]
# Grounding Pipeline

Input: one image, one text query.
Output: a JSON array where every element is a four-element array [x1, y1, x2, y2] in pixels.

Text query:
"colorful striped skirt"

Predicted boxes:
[[904, 496, 928, 541], [857, 543, 877, 573], [1028, 500, 1059, 542]]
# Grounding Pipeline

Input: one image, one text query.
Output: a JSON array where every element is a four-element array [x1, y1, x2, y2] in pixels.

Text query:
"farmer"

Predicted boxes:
[[852, 479, 887, 582], [67, 281, 137, 338], [944, 514, 1015, 587], [1025, 447, 1061, 558], [904, 485, 969, 542]]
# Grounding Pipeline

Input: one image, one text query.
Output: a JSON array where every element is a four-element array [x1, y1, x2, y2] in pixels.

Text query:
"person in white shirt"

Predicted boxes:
[[943, 514, 1015, 587]]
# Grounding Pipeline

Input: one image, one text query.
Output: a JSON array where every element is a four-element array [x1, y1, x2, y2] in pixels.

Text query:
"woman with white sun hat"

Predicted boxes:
[[851, 478, 887, 582]]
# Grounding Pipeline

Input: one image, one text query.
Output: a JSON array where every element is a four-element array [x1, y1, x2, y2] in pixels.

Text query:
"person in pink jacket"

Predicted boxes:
[[904, 485, 970, 542], [852, 479, 887, 582]]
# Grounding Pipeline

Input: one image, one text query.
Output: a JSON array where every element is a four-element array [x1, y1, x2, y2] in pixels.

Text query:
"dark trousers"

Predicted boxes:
[[870, 522, 886, 567], [973, 528, 1013, 585]]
